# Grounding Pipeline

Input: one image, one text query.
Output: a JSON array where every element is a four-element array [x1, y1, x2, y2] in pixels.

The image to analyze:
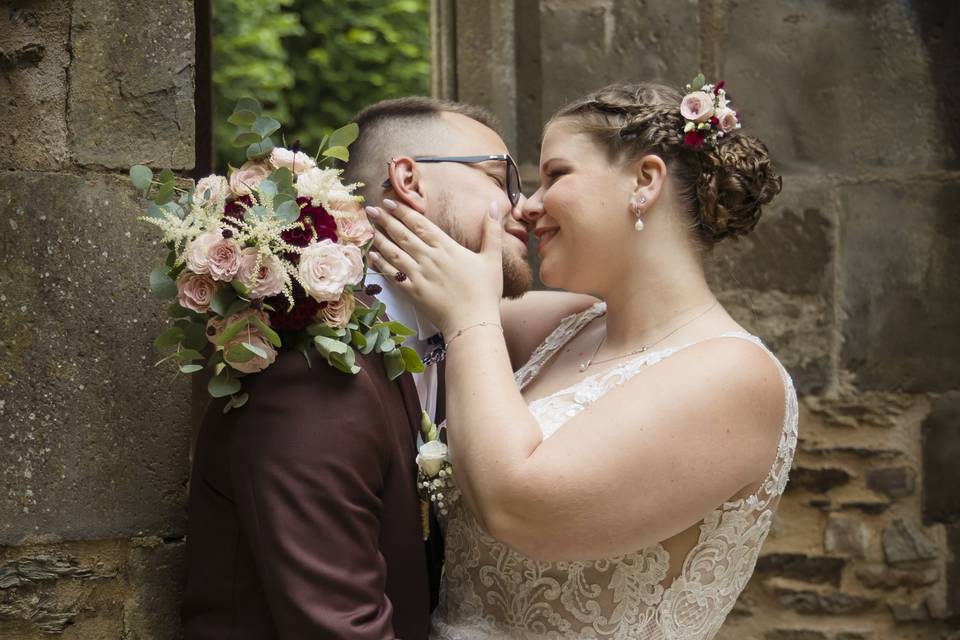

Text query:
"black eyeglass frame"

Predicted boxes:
[[381, 154, 523, 207]]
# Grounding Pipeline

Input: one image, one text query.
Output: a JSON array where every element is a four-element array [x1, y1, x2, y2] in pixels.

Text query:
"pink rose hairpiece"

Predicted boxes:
[[680, 74, 741, 149]]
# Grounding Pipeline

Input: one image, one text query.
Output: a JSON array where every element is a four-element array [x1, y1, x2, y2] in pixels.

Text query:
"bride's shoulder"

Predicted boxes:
[[501, 292, 600, 370]]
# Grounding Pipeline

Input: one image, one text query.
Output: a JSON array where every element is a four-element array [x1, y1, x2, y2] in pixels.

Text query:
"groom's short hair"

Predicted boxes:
[[343, 97, 500, 203]]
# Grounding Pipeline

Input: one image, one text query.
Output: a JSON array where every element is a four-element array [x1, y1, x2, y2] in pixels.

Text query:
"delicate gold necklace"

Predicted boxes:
[[578, 300, 719, 372]]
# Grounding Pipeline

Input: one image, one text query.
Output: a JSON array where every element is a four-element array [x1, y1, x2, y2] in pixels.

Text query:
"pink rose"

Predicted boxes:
[[221, 309, 278, 374], [207, 237, 243, 282], [193, 174, 230, 206], [298, 239, 364, 302], [229, 160, 272, 197], [236, 248, 286, 299], [177, 272, 218, 313], [317, 291, 357, 330], [185, 230, 223, 275], [335, 206, 374, 247], [269, 147, 317, 175], [715, 108, 739, 133], [680, 91, 715, 123]]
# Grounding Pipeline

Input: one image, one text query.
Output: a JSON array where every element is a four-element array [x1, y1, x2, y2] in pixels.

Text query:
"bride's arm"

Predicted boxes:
[[368, 200, 784, 561], [501, 292, 598, 369]]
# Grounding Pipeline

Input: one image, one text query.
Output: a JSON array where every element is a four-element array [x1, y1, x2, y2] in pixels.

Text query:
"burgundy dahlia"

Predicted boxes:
[[265, 281, 322, 332], [282, 197, 338, 248], [684, 131, 706, 149]]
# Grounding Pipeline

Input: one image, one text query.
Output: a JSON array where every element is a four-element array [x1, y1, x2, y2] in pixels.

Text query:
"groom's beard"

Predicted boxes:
[[435, 192, 533, 300]]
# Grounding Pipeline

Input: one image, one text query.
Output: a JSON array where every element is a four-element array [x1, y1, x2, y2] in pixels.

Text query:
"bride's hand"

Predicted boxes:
[[366, 198, 504, 335]]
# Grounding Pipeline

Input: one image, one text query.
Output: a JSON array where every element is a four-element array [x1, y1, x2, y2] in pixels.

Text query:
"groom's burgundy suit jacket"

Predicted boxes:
[[181, 341, 434, 640]]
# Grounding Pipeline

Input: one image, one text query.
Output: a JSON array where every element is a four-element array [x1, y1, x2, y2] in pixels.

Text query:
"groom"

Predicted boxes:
[[181, 96, 532, 640]]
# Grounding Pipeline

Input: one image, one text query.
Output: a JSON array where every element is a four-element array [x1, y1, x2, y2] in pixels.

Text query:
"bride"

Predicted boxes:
[[367, 80, 797, 639]]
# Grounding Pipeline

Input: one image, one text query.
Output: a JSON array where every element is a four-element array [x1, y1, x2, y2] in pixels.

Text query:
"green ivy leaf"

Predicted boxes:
[[130, 165, 153, 191], [149, 267, 178, 299], [208, 370, 242, 398]]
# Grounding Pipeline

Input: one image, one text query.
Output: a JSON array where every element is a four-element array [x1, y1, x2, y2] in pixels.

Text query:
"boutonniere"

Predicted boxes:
[[417, 410, 454, 540]]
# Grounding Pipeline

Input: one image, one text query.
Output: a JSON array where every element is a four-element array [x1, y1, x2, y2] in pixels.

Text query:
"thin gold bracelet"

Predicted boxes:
[[444, 321, 503, 350]]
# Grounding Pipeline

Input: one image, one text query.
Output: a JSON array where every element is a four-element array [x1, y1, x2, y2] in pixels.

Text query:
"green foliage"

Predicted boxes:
[[212, 0, 431, 171]]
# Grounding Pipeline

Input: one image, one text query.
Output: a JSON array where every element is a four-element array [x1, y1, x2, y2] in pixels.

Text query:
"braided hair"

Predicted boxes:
[[550, 83, 782, 248]]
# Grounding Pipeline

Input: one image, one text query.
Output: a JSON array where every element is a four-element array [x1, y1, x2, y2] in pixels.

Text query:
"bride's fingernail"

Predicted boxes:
[[365, 206, 380, 218], [382, 198, 398, 210], [369, 251, 381, 261], [488, 201, 500, 220]]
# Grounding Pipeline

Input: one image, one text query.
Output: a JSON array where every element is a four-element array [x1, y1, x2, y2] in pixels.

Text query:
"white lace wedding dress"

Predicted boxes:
[[431, 302, 798, 640]]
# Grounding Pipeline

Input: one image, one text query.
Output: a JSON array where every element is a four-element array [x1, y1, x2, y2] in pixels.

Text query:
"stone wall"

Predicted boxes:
[[1, 1, 194, 637], [439, 0, 959, 638]]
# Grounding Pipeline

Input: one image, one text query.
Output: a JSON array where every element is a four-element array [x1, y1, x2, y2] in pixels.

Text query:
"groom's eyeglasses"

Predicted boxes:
[[381, 154, 523, 207]]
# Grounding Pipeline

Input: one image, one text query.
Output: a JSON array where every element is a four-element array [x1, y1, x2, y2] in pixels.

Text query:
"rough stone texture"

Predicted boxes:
[[68, 0, 195, 169], [0, 172, 192, 543], [755, 554, 845, 587], [825, 514, 870, 559], [773, 584, 878, 615], [882, 519, 940, 565], [0, 539, 183, 639], [923, 392, 960, 525], [765, 631, 828, 640], [855, 565, 939, 590], [0, 1, 72, 171], [865, 467, 915, 499], [789, 467, 853, 495], [838, 182, 960, 392], [723, 0, 954, 174]]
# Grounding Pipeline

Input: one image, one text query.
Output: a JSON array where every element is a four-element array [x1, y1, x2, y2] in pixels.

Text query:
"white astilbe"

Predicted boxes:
[[139, 200, 222, 262], [295, 167, 362, 208]]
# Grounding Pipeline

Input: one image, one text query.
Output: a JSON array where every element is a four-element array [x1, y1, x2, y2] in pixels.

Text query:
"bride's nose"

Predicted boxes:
[[519, 188, 545, 224]]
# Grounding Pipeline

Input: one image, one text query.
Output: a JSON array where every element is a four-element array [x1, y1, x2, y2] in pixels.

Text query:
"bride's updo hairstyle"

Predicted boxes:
[[550, 81, 782, 249]]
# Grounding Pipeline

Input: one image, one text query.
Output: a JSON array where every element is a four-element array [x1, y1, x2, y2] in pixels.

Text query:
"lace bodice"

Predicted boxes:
[[431, 302, 798, 640]]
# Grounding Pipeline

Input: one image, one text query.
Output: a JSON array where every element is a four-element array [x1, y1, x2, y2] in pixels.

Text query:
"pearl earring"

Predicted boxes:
[[632, 195, 647, 232]]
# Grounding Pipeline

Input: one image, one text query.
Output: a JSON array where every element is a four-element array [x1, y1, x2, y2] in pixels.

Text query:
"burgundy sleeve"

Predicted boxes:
[[227, 354, 398, 639]]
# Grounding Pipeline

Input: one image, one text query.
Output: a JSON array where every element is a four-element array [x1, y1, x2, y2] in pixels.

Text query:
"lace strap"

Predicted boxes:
[[514, 301, 607, 389]]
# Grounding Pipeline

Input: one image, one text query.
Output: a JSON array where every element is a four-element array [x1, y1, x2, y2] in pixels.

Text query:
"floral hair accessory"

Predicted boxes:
[[680, 73, 741, 149]]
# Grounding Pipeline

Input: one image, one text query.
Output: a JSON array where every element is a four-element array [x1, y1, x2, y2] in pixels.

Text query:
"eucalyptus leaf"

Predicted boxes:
[[247, 137, 275, 160], [322, 145, 349, 162], [130, 165, 153, 191], [233, 131, 263, 147], [314, 134, 330, 161], [210, 288, 237, 317], [307, 322, 340, 338], [208, 371, 242, 398], [253, 115, 282, 139], [181, 321, 208, 351], [146, 202, 166, 221], [149, 267, 178, 299], [314, 335, 350, 357], [274, 199, 299, 223], [155, 182, 175, 205], [232, 392, 249, 409], [234, 97, 262, 115], [153, 326, 184, 349], [351, 330, 367, 349], [216, 316, 253, 346], [258, 179, 278, 200], [228, 109, 258, 128], [176, 348, 205, 362], [223, 298, 250, 318], [378, 338, 396, 353], [328, 123, 360, 150], [400, 346, 426, 373], [383, 348, 405, 380], [168, 302, 191, 318], [249, 316, 282, 348], [242, 341, 268, 358], [180, 364, 204, 374], [158, 168, 175, 185], [225, 343, 256, 363]]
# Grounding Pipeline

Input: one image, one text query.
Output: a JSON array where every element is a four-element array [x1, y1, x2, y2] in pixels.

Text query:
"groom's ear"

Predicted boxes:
[[386, 156, 428, 214]]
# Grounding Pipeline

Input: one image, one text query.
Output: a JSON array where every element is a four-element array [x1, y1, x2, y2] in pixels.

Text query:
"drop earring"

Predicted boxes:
[[632, 195, 647, 232]]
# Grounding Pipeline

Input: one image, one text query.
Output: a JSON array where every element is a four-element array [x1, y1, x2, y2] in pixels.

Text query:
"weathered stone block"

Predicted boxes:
[[773, 585, 877, 615], [856, 565, 939, 590], [882, 519, 939, 565], [889, 600, 930, 622], [788, 467, 852, 494], [838, 182, 960, 392], [923, 392, 960, 525], [0, 172, 191, 543], [764, 630, 828, 640], [804, 392, 915, 430], [706, 181, 835, 395], [723, 0, 954, 173], [866, 467, 915, 499], [0, 1, 71, 171], [538, 0, 700, 119], [123, 539, 185, 639], [755, 554, 845, 587], [825, 514, 869, 558], [68, 0, 195, 169]]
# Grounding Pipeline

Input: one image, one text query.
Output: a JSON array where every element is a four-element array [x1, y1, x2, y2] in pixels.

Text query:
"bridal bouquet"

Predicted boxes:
[[130, 98, 423, 412]]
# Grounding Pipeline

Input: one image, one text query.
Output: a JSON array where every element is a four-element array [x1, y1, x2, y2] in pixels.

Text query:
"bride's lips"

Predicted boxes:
[[535, 227, 558, 254]]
